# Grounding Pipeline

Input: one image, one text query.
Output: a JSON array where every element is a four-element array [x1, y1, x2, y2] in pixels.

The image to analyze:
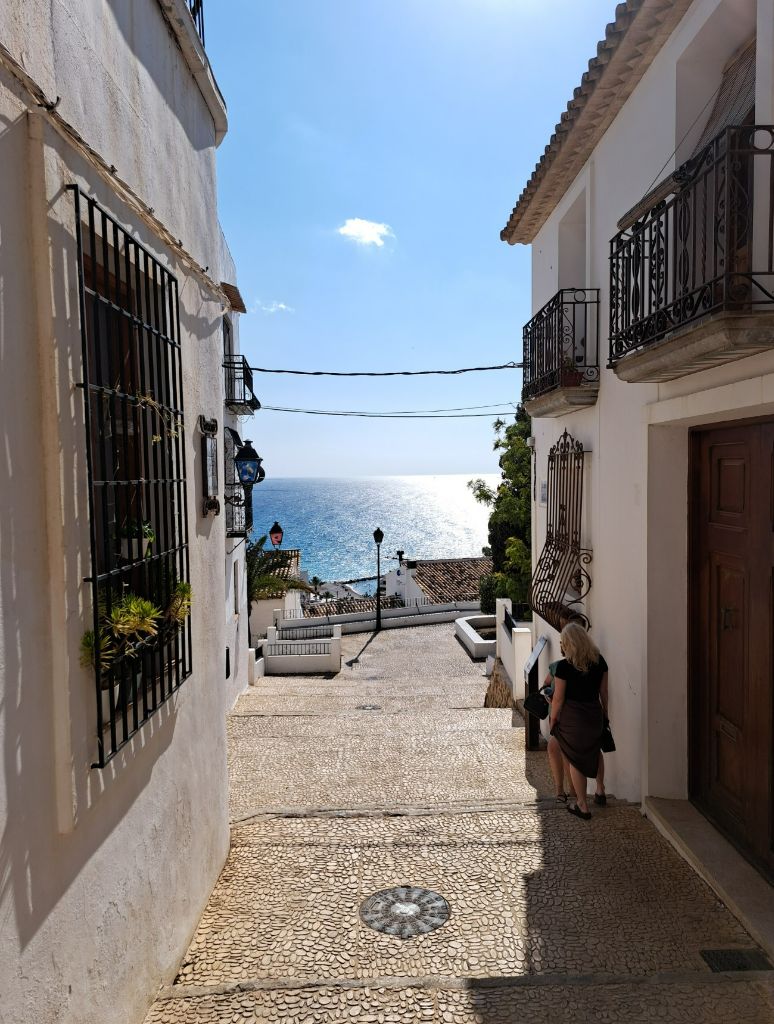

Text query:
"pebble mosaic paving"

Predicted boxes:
[[144, 625, 774, 1024]]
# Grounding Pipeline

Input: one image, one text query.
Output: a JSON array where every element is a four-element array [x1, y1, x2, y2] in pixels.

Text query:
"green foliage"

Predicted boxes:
[[245, 535, 312, 603], [166, 581, 193, 624], [469, 404, 532, 608], [108, 595, 162, 643], [119, 519, 155, 541], [81, 581, 191, 672]]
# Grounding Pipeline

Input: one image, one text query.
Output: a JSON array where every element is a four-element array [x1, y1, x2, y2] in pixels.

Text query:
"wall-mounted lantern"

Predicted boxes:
[[234, 439, 265, 486]]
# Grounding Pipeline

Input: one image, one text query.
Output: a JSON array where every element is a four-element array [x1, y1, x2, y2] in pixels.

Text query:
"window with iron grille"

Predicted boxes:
[[69, 186, 192, 767], [224, 429, 252, 537]]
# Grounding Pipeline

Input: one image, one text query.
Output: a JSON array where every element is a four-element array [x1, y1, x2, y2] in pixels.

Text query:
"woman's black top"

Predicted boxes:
[[555, 655, 608, 703]]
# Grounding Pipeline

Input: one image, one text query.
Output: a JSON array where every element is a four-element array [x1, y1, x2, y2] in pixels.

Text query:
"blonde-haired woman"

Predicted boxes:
[[548, 622, 609, 820]]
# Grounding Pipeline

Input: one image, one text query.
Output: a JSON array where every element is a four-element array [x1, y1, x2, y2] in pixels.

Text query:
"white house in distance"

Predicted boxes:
[[0, 3, 255, 1022], [504, 0, 774, 886]]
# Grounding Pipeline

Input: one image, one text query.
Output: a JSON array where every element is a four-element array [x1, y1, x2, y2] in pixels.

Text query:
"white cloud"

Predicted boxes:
[[337, 218, 395, 247], [253, 299, 294, 314]]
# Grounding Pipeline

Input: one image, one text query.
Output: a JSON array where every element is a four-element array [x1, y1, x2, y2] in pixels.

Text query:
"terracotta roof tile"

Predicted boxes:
[[413, 558, 493, 604], [305, 596, 403, 618], [500, 0, 693, 244]]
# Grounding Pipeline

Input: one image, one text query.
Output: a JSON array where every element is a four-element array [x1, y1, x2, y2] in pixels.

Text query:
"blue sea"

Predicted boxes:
[[251, 475, 499, 585]]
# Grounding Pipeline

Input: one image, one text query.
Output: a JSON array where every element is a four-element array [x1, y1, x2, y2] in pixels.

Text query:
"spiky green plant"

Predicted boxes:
[[109, 595, 162, 642], [166, 581, 192, 624]]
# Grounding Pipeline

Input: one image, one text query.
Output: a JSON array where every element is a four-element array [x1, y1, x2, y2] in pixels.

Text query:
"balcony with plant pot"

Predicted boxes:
[[522, 288, 600, 417], [609, 125, 774, 383]]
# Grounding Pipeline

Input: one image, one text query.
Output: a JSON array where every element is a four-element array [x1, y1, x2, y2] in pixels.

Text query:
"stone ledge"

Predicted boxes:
[[612, 311, 774, 383], [644, 797, 774, 962], [524, 384, 599, 417], [158, 0, 228, 145]]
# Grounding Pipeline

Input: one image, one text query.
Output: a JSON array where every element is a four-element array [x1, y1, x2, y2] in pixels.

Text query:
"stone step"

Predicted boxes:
[[146, 972, 774, 1023], [228, 708, 516, 738]]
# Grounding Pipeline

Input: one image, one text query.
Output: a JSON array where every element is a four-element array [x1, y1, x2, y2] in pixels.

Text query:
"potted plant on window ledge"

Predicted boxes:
[[118, 520, 155, 561], [560, 356, 584, 387]]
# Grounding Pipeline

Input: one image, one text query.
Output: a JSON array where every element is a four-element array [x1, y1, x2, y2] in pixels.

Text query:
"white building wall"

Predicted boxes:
[[527, 0, 770, 804], [0, 4, 246, 1023]]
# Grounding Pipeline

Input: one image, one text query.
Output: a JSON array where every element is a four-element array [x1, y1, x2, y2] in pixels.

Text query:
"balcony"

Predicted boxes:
[[610, 126, 774, 383], [522, 289, 600, 417], [187, 0, 205, 46], [225, 483, 252, 538], [224, 355, 260, 415]]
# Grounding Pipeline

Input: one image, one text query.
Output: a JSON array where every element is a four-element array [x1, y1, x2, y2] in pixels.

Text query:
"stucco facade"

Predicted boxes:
[[509, 0, 774, 857], [0, 3, 251, 1022]]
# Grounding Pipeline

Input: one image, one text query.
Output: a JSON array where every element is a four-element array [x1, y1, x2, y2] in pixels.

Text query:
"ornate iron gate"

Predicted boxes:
[[529, 430, 592, 629]]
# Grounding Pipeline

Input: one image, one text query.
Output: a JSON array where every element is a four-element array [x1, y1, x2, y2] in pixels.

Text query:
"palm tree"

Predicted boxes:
[[245, 535, 311, 636], [310, 575, 322, 598]]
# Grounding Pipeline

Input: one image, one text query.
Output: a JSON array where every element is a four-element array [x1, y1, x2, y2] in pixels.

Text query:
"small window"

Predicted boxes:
[[70, 186, 192, 768]]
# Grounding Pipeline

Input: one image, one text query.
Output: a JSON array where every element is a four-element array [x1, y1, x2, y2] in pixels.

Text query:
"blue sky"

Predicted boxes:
[[207, 1, 612, 476]]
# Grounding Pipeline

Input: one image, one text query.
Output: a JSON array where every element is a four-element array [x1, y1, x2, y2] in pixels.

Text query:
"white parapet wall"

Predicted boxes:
[[274, 600, 481, 635], [496, 599, 534, 701], [263, 627, 342, 675]]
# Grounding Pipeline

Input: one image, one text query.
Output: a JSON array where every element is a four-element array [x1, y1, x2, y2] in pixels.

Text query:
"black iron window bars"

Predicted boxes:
[[187, 0, 205, 46], [224, 354, 260, 415], [522, 289, 600, 402], [224, 428, 252, 537], [70, 186, 192, 767], [610, 125, 774, 362], [529, 430, 592, 630]]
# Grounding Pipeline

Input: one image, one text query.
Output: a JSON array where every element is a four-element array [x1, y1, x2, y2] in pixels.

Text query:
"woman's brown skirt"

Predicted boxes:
[[553, 700, 603, 778]]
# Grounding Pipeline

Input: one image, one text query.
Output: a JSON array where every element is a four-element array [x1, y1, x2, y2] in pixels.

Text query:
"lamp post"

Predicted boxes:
[[269, 521, 284, 549], [373, 527, 384, 631]]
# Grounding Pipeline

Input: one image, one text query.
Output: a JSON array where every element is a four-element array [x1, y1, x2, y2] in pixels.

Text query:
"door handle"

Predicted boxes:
[[720, 607, 736, 630]]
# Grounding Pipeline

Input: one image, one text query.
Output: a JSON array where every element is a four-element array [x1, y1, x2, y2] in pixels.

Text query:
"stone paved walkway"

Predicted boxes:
[[145, 625, 774, 1023]]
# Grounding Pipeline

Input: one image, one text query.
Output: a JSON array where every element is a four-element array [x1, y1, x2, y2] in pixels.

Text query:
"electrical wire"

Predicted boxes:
[[261, 405, 516, 419], [250, 361, 521, 377]]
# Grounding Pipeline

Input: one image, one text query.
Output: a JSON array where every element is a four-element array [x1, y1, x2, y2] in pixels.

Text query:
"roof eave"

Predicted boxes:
[[500, 0, 694, 246]]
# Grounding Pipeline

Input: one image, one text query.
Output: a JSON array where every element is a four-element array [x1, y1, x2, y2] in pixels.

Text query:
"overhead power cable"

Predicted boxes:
[[251, 361, 521, 377], [261, 404, 516, 419]]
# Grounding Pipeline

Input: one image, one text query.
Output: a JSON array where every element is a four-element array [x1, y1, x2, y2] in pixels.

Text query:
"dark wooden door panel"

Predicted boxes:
[[691, 422, 774, 875]]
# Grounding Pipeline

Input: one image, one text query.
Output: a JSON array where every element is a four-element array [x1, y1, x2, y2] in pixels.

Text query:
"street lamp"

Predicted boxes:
[[234, 440, 265, 485], [373, 527, 384, 631], [269, 521, 284, 549]]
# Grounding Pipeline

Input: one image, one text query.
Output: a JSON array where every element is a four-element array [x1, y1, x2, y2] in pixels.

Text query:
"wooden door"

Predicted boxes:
[[690, 422, 774, 876]]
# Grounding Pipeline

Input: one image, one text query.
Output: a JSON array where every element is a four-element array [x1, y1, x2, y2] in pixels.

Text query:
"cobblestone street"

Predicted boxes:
[[145, 625, 774, 1023]]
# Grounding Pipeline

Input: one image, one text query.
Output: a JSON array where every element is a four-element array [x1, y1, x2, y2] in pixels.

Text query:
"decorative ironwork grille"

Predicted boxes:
[[522, 289, 600, 402], [70, 186, 192, 767], [187, 0, 205, 46], [224, 429, 251, 537], [224, 354, 260, 415], [610, 125, 774, 362], [529, 430, 591, 629]]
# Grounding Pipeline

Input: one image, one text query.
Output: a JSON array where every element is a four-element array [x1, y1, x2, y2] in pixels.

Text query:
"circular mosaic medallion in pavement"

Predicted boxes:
[[356, 704, 381, 711], [359, 886, 450, 939]]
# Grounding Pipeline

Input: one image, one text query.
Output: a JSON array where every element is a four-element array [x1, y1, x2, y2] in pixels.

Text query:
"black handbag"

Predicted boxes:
[[523, 689, 550, 720], [600, 719, 616, 753]]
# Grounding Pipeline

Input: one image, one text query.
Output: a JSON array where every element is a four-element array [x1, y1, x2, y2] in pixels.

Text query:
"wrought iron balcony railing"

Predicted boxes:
[[522, 288, 600, 404], [187, 0, 205, 47], [224, 482, 251, 537], [609, 125, 774, 364], [224, 355, 260, 415]]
